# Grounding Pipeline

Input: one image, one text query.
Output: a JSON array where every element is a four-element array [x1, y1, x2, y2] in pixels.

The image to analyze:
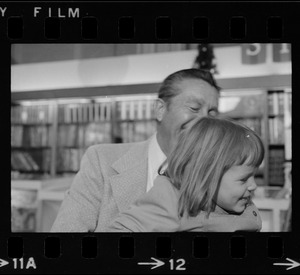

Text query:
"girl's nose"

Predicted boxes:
[[247, 176, 257, 191]]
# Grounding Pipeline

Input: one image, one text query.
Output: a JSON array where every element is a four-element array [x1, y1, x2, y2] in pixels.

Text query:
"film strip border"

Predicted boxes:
[[1, 234, 299, 273], [0, 2, 299, 41], [2, 1, 300, 274]]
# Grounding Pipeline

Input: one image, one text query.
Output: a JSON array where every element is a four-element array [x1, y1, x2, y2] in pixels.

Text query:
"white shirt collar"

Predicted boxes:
[[147, 132, 167, 192]]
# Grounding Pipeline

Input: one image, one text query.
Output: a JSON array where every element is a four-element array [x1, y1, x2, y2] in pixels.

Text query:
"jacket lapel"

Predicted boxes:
[[109, 140, 149, 213]]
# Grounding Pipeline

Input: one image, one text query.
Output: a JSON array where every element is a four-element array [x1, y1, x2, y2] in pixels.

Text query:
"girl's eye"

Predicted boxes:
[[240, 178, 248, 184]]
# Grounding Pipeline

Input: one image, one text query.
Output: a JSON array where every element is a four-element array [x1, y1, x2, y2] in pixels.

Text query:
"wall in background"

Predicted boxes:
[[11, 44, 291, 93]]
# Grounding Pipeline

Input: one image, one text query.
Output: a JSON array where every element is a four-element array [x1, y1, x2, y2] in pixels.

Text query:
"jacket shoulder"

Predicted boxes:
[[85, 140, 149, 164]]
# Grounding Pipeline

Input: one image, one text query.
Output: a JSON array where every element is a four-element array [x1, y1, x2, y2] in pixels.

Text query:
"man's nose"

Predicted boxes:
[[197, 108, 209, 118]]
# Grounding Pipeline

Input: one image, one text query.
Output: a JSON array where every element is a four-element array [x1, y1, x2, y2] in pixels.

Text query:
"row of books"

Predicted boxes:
[[116, 100, 156, 120], [11, 105, 52, 124], [269, 148, 285, 186], [118, 121, 157, 143], [284, 91, 292, 160], [11, 150, 51, 172], [269, 117, 285, 144], [11, 125, 24, 147], [57, 123, 112, 147], [56, 148, 86, 172], [11, 125, 52, 147], [58, 102, 112, 124], [268, 91, 285, 116]]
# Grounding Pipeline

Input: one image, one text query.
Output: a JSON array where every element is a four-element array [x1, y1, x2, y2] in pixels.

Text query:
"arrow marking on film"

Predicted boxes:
[[138, 257, 165, 270], [0, 258, 9, 268], [274, 258, 300, 270]]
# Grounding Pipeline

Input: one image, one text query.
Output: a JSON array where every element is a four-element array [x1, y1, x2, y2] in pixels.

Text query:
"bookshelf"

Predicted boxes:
[[11, 88, 292, 187], [268, 89, 292, 187], [11, 103, 55, 177], [11, 95, 158, 178], [114, 96, 157, 143], [56, 100, 113, 174]]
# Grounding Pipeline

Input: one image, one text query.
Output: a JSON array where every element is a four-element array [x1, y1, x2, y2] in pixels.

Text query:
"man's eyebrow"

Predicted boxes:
[[186, 98, 205, 104]]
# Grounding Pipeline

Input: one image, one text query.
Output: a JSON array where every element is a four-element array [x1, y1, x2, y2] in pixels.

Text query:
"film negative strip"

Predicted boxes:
[[1, 1, 299, 274]]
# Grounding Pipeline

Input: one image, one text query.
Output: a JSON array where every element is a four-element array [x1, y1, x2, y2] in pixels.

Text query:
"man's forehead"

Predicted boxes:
[[175, 79, 218, 100]]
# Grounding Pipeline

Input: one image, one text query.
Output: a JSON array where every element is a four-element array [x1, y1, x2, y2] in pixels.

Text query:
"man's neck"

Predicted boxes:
[[156, 131, 169, 157]]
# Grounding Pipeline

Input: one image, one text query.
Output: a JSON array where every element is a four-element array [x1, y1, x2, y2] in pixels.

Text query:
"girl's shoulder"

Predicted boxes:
[[153, 175, 179, 194]]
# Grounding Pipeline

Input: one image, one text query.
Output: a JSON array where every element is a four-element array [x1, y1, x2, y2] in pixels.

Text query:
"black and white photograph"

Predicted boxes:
[[11, 43, 292, 233]]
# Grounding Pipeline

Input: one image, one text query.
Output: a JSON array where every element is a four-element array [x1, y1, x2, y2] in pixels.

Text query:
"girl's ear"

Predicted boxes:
[[155, 98, 166, 122]]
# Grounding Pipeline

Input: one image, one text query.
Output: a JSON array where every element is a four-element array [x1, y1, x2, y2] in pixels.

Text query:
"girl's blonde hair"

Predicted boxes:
[[159, 116, 264, 218]]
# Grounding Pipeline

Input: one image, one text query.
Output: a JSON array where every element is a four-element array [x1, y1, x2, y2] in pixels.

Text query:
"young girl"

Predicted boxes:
[[107, 116, 264, 232]]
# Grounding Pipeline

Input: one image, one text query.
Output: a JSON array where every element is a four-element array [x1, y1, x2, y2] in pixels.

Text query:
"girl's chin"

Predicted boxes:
[[227, 205, 246, 215]]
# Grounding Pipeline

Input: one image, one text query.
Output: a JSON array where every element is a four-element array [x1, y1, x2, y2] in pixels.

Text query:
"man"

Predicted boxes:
[[51, 68, 220, 232]]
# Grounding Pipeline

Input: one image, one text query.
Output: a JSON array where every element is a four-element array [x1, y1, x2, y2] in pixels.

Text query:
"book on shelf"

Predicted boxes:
[[88, 103, 94, 122], [100, 102, 107, 121], [11, 151, 28, 171], [77, 104, 83, 123], [11, 105, 51, 124], [57, 148, 86, 172], [84, 122, 112, 146], [77, 125, 86, 148], [284, 91, 292, 160], [58, 124, 77, 147], [145, 100, 153, 119], [83, 104, 89, 122], [32, 149, 51, 172], [269, 147, 285, 186], [268, 117, 284, 144], [129, 101, 135, 120], [120, 120, 157, 143], [67, 125, 77, 147], [11, 125, 23, 147], [20, 125, 51, 148], [11, 151, 40, 171], [71, 106, 78, 123], [268, 91, 285, 116], [23, 152, 39, 171], [137, 100, 143, 120]]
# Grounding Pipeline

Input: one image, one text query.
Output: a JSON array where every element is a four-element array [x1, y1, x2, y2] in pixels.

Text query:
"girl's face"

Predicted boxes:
[[215, 165, 257, 214]]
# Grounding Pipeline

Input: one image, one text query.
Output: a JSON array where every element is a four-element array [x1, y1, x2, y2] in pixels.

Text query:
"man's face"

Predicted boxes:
[[215, 165, 257, 214], [156, 78, 219, 155]]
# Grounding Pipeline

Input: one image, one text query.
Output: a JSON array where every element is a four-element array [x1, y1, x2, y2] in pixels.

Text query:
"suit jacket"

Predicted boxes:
[[108, 175, 262, 232], [51, 139, 151, 232]]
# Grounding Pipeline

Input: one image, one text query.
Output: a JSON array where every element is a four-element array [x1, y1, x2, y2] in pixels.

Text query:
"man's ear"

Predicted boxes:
[[155, 98, 166, 122]]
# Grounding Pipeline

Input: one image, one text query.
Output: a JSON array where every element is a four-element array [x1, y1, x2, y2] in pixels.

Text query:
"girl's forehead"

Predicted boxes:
[[228, 165, 256, 175]]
